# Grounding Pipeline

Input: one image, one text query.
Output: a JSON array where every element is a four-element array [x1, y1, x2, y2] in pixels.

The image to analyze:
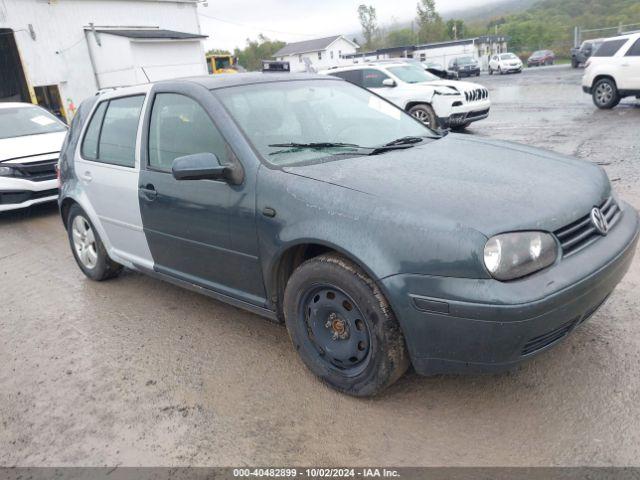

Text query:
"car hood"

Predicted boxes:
[[0, 131, 67, 162], [425, 79, 486, 93], [283, 135, 609, 236]]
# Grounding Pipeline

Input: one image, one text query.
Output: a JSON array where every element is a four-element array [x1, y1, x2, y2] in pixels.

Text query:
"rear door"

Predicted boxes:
[[623, 37, 640, 89], [137, 82, 266, 306], [75, 88, 154, 269]]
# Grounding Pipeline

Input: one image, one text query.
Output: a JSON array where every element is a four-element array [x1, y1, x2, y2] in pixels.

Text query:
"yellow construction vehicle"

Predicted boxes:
[[206, 54, 239, 74]]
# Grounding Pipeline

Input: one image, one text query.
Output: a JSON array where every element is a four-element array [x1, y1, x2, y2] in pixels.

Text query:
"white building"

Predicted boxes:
[[345, 36, 510, 71], [273, 35, 359, 73], [0, 0, 207, 121]]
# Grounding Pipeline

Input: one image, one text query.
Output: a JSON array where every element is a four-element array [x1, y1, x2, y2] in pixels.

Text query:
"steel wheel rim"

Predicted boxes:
[[412, 110, 432, 127], [595, 83, 613, 105], [300, 285, 372, 376], [72, 216, 98, 269]]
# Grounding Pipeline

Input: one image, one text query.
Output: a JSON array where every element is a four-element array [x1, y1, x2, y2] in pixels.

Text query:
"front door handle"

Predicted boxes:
[[139, 184, 158, 200]]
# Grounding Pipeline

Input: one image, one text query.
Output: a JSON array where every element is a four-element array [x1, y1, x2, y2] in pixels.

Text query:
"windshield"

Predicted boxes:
[[0, 105, 66, 140], [456, 57, 476, 65], [216, 80, 436, 167], [500, 53, 518, 60], [531, 51, 545, 57], [387, 66, 439, 83]]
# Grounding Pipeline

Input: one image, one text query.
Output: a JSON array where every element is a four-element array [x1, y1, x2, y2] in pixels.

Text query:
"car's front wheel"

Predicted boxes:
[[408, 104, 438, 129], [67, 204, 123, 281], [592, 78, 620, 109], [283, 253, 410, 397]]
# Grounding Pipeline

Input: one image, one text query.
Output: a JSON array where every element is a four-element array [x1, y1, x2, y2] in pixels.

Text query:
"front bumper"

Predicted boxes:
[[0, 178, 59, 212], [458, 69, 480, 77], [439, 100, 491, 128], [382, 202, 640, 375]]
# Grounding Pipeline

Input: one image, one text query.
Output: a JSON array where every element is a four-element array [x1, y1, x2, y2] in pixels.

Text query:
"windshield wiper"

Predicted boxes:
[[269, 142, 362, 150], [367, 136, 430, 155]]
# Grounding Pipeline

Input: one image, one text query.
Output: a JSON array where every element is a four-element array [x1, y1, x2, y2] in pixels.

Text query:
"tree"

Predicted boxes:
[[386, 28, 416, 48], [233, 35, 286, 72], [358, 4, 378, 50], [416, 0, 446, 43]]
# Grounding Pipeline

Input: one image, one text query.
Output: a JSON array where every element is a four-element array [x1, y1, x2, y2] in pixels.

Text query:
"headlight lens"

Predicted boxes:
[[484, 232, 557, 281], [0, 166, 16, 177], [434, 87, 460, 96]]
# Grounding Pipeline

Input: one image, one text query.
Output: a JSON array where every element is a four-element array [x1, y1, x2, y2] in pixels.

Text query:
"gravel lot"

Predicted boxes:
[[1, 65, 639, 467]]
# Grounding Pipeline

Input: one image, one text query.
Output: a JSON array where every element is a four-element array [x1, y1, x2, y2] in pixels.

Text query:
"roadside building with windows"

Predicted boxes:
[[0, 0, 207, 121], [273, 35, 359, 73], [345, 35, 509, 71]]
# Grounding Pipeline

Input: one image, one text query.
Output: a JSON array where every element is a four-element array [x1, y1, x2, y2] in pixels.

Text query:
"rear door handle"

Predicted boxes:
[[80, 171, 92, 182], [139, 184, 158, 200]]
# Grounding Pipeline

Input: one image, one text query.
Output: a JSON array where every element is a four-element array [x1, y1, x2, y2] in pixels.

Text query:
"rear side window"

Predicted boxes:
[[593, 39, 627, 57], [80, 95, 145, 167], [331, 70, 363, 86], [148, 93, 231, 172], [626, 38, 640, 56]]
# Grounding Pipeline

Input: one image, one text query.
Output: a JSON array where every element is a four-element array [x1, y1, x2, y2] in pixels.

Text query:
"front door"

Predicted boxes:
[[138, 84, 266, 306]]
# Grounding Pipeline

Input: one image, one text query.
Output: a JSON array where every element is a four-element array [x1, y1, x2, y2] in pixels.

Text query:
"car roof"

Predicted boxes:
[[329, 63, 408, 72], [0, 102, 38, 110]]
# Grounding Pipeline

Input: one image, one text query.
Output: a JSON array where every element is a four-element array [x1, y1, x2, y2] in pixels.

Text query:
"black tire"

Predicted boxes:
[[67, 204, 123, 281], [571, 58, 579, 68], [283, 253, 410, 397], [408, 104, 438, 129], [592, 78, 621, 109], [489, 67, 493, 75]]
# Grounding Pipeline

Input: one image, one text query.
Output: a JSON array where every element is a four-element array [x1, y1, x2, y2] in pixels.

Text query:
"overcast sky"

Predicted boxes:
[[198, 0, 499, 52]]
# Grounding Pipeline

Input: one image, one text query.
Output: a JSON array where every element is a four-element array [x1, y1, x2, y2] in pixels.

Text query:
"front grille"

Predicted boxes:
[[464, 88, 489, 102], [554, 197, 620, 257], [11, 159, 58, 182], [521, 317, 579, 356]]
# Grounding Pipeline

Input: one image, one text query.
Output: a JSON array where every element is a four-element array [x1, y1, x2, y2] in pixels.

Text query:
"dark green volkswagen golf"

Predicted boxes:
[[58, 71, 639, 396]]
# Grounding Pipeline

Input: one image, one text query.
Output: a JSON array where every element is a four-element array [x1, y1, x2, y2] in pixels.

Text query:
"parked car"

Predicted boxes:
[[572, 39, 604, 68], [527, 50, 556, 67], [447, 56, 481, 78], [324, 62, 490, 130], [58, 72, 639, 396], [0, 102, 67, 212], [488, 53, 523, 74], [423, 61, 448, 78], [582, 32, 640, 109]]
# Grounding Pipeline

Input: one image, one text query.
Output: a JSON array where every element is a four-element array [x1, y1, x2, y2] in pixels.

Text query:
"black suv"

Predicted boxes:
[[447, 56, 481, 78]]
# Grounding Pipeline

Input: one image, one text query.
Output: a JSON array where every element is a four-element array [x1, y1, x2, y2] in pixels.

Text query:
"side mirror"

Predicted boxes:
[[382, 78, 397, 87], [172, 153, 230, 181]]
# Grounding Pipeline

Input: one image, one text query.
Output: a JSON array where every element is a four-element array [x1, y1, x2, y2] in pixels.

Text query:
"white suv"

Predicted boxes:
[[488, 53, 523, 75], [322, 63, 490, 131], [582, 32, 640, 109]]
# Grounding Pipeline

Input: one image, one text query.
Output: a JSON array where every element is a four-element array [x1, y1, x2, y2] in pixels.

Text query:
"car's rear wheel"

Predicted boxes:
[[571, 58, 579, 68], [489, 67, 493, 75], [67, 204, 123, 281], [408, 104, 438, 129], [592, 78, 620, 109], [283, 253, 410, 397]]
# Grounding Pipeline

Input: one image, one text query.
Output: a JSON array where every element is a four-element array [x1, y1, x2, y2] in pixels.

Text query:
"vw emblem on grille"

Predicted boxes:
[[590, 207, 609, 236]]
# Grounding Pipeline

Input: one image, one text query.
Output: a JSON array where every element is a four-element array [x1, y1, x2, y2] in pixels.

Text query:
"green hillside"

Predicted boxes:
[[480, 0, 640, 56]]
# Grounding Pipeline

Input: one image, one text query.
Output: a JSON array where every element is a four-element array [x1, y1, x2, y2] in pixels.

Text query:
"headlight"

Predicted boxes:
[[0, 166, 17, 177], [434, 87, 461, 96], [484, 232, 557, 281]]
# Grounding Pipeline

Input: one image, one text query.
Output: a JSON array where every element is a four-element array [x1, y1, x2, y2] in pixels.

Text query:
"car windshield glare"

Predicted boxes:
[[500, 53, 518, 60], [456, 57, 475, 65], [387, 66, 439, 83], [216, 80, 436, 167], [0, 106, 66, 140]]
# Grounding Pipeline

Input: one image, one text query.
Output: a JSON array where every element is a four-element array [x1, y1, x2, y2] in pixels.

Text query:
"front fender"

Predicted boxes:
[[256, 167, 489, 300]]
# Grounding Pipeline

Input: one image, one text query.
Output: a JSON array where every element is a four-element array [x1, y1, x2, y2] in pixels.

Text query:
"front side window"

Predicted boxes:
[[0, 105, 66, 140], [148, 93, 230, 171], [217, 80, 436, 167], [593, 39, 627, 57], [362, 69, 390, 88], [626, 38, 640, 56], [81, 95, 144, 167]]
